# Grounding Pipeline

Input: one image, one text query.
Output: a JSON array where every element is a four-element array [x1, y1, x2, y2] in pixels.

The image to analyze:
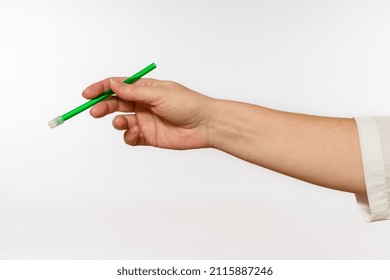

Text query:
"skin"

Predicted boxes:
[[82, 78, 366, 195]]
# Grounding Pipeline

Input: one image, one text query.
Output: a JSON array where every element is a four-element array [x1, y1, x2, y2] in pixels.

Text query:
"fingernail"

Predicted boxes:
[[112, 117, 119, 129], [110, 78, 123, 87], [82, 88, 89, 98]]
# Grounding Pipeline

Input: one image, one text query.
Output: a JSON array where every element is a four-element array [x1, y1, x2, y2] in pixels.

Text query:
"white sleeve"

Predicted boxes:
[[354, 116, 390, 222]]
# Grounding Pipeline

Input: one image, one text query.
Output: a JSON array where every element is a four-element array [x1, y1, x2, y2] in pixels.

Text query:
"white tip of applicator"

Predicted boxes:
[[48, 116, 64, 129]]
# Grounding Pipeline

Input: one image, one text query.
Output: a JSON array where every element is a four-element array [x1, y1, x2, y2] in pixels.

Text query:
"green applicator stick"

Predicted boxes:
[[49, 62, 157, 128]]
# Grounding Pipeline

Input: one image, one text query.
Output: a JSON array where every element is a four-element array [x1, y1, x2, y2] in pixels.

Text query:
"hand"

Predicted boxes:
[[82, 78, 214, 149]]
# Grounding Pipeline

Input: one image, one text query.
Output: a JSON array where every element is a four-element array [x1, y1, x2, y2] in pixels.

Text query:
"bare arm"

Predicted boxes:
[[83, 78, 366, 195], [208, 99, 366, 194]]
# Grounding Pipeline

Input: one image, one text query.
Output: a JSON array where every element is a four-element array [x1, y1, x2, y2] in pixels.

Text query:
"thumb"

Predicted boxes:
[[109, 78, 157, 104]]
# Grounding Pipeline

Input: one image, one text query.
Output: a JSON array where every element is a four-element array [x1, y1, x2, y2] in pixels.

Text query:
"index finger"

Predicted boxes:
[[82, 77, 160, 99], [82, 77, 126, 99]]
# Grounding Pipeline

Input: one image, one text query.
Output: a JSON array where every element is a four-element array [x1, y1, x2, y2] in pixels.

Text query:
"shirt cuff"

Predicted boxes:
[[354, 116, 390, 222]]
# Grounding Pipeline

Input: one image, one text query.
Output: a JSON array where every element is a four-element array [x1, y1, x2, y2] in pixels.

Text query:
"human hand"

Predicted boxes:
[[82, 78, 214, 149]]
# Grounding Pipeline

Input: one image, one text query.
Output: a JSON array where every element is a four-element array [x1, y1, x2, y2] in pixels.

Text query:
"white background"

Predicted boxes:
[[0, 0, 389, 259]]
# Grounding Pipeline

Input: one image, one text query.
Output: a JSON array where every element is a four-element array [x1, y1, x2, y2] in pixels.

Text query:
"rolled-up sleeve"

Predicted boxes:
[[354, 116, 390, 222]]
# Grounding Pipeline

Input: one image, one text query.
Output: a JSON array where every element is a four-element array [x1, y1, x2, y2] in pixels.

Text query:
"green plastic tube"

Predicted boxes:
[[49, 62, 157, 128]]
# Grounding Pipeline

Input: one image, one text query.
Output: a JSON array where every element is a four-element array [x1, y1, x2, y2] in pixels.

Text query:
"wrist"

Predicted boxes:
[[206, 98, 254, 151], [204, 98, 222, 149]]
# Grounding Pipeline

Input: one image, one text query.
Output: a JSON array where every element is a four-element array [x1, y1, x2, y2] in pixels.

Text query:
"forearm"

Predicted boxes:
[[207, 99, 366, 194]]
